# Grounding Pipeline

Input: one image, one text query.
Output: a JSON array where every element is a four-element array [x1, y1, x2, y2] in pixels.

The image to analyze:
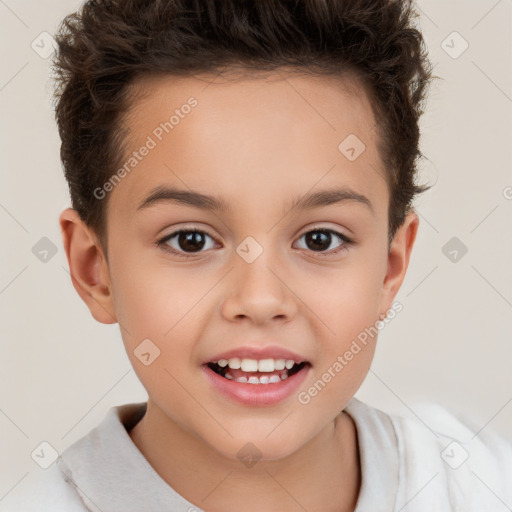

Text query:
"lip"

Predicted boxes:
[[201, 362, 311, 406], [204, 345, 308, 364]]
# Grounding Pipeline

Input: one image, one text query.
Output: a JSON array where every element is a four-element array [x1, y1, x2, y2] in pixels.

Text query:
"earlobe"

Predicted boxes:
[[379, 211, 419, 315], [59, 208, 117, 325]]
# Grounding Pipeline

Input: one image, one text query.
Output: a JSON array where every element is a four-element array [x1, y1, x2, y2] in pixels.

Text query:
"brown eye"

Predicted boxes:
[[304, 230, 332, 251], [158, 229, 216, 257], [295, 228, 352, 256], [175, 231, 207, 252]]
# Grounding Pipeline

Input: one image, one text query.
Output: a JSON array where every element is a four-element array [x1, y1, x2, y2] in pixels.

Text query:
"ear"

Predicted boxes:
[[379, 211, 419, 316], [59, 208, 117, 324]]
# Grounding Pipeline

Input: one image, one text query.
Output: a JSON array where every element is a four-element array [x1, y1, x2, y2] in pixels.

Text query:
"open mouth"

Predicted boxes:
[[206, 360, 309, 384]]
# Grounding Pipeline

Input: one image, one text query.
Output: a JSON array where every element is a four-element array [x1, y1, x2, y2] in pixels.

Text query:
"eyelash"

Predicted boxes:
[[155, 226, 354, 259]]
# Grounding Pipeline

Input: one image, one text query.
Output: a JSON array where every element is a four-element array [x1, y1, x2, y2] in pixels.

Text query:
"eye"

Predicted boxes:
[[294, 228, 353, 256], [156, 226, 353, 259], [156, 228, 217, 258]]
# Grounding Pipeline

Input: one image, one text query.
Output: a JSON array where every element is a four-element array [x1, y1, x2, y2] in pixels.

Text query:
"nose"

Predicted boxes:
[[220, 248, 298, 326]]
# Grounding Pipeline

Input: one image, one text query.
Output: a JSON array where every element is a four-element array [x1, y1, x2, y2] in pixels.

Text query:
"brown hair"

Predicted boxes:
[[52, 0, 437, 254]]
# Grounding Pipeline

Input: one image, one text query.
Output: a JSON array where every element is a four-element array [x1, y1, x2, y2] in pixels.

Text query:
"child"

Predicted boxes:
[[4, 0, 511, 510]]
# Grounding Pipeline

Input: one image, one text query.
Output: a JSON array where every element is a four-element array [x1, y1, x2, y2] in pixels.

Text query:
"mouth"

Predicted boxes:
[[206, 358, 309, 384], [201, 347, 312, 405]]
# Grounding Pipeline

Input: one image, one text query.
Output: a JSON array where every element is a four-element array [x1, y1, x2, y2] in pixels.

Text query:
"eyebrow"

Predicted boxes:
[[137, 185, 230, 212], [137, 185, 374, 215]]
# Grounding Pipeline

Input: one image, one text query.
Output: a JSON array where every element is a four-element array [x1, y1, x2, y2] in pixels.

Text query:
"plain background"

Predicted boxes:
[[1, 0, 511, 496]]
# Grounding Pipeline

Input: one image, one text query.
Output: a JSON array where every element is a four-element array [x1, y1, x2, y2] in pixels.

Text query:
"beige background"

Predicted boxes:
[[1, 0, 511, 496]]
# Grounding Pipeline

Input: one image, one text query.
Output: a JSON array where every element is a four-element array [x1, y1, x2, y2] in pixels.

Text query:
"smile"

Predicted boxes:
[[202, 357, 311, 406], [207, 357, 307, 384]]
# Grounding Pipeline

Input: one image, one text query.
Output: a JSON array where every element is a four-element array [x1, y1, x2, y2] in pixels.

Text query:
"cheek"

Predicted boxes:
[[108, 256, 203, 395], [305, 260, 384, 333], [109, 246, 196, 336], [300, 259, 383, 395], [114, 271, 205, 423]]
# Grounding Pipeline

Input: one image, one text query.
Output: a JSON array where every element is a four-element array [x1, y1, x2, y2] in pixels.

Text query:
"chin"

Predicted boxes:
[[207, 431, 306, 466]]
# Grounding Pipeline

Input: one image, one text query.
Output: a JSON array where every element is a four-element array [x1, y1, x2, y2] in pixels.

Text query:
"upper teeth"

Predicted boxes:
[[216, 358, 296, 372]]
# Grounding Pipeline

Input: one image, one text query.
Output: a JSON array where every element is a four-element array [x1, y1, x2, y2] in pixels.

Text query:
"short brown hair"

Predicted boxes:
[[52, 0, 437, 254]]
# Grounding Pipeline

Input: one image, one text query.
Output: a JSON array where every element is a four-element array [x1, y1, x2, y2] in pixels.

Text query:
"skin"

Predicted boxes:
[[60, 69, 418, 512]]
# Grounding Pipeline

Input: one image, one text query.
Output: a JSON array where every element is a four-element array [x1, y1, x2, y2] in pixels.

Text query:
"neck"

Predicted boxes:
[[129, 400, 361, 512]]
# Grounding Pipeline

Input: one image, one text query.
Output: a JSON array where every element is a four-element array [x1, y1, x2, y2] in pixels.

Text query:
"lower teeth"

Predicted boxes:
[[225, 372, 289, 384]]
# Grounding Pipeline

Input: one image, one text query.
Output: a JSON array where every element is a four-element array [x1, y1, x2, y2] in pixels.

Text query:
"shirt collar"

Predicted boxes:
[[345, 397, 400, 511], [57, 397, 399, 511], [58, 401, 202, 511]]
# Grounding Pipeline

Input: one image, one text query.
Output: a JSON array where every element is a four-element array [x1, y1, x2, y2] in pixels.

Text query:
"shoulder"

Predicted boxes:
[[346, 397, 512, 511], [0, 457, 88, 512], [389, 400, 512, 510]]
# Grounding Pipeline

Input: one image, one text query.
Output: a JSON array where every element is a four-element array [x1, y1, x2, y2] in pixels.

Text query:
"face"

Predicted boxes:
[[61, 69, 418, 462]]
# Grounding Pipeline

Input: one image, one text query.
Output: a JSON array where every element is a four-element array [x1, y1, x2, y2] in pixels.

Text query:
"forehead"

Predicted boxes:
[[108, 69, 388, 221]]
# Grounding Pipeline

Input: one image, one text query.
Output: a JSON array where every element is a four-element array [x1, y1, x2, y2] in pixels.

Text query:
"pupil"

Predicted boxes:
[[306, 230, 330, 251], [179, 231, 205, 252]]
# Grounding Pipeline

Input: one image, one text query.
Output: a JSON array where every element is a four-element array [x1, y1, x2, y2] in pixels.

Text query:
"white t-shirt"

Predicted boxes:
[[2, 397, 511, 511]]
